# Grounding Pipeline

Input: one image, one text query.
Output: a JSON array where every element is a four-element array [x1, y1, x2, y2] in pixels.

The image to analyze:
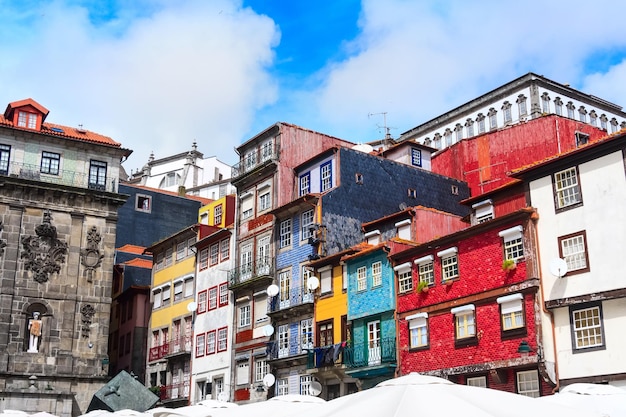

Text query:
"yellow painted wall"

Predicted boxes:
[[198, 196, 228, 227], [315, 264, 348, 343]]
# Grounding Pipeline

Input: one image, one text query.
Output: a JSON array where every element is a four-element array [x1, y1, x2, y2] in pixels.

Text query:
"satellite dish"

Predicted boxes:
[[262, 324, 275, 337], [267, 284, 279, 297], [549, 258, 568, 278], [309, 380, 322, 396], [399, 202, 408, 210], [262, 373, 275, 388], [187, 301, 198, 312], [217, 392, 229, 402], [307, 276, 320, 291]]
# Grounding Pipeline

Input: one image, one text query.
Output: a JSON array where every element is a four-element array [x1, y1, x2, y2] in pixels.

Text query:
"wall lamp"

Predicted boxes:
[[517, 340, 533, 357]]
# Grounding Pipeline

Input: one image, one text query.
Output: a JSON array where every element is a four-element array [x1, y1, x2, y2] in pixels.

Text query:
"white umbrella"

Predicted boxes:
[[196, 400, 238, 409], [209, 394, 325, 417], [537, 383, 626, 417], [308, 373, 602, 417]]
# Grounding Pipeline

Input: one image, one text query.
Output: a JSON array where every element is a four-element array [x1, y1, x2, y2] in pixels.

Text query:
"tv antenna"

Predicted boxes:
[[368, 112, 395, 140]]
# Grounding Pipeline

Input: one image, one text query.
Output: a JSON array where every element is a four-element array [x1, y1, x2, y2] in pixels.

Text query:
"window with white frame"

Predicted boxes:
[[301, 209, 315, 240], [220, 238, 230, 261], [467, 376, 487, 387], [578, 107, 587, 123], [372, 261, 382, 287], [356, 266, 367, 291], [516, 370, 540, 397], [554, 98, 563, 115], [541, 93, 550, 113], [153, 288, 163, 309], [499, 225, 524, 262], [279, 219, 292, 248], [260, 140, 273, 161], [567, 102, 575, 119], [444, 129, 452, 147], [454, 124, 463, 142], [571, 303, 604, 350], [196, 333, 206, 357], [41, 151, 60, 175], [320, 161, 332, 191], [452, 304, 476, 341], [415, 255, 434, 286], [208, 287, 218, 310], [488, 108, 497, 130], [236, 361, 249, 385], [407, 313, 428, 349], [502, 102, 512, 124], [199, 248, 209, 270], [559, 231, 589, 273], [277, 378, 289, 396], [517, 95, 528, 116], [438, 247, 459, 282], [320, 268, 332, 294], [476, 114, 485, 133], [278, 324, 289, 358], [255, 359, 269, 382], [497, 293, 525, 331], [395, 219, 411, 240], [301, 318, 314, 350], [210, 243, 219, 266], [239, 304, 251, 327], [411, 148, 422, 167], [206, 331, 216, 354], [395, 263, 413, 293], [554, 167, 582, 209], [300, 375, 314, 395], [365, 230, 380, 245], [299, 172, 311, 196], [472, 199, 494, 224], [164, 248, 173, 267], [466, 119, 474, 138], [184, 277, 194, 298], [176, 241, 186, 261], [217, 327, 228, 351], [213, 204, 222, 225], [162, 285, 171, 305], [241, 191, 254, 219], [18, 111, 37, 129], [279, 270, 291, 306], [214, 377, 224, 397], [219, 283, 228, 307], [197, 290, 207, 313], [258, 192, 271, 212]]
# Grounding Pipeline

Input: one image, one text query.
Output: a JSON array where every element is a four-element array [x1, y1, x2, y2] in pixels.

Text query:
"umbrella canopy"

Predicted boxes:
[[537, 383, 626, 417], [208, 394, 325, 417], [196, 400, 238, 409], [308, 373, 602, 417]]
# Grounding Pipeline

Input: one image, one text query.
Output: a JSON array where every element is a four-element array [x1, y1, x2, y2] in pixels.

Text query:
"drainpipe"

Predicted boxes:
[[531, 211, 560, 393]]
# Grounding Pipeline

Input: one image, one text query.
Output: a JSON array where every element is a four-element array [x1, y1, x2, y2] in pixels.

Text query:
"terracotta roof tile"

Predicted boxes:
[[124, 258, 153, 268], [117, 244, 147, 254]]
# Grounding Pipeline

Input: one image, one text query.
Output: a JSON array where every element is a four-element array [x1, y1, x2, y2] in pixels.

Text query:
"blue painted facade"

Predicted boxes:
[[346, 248, 395, 320]]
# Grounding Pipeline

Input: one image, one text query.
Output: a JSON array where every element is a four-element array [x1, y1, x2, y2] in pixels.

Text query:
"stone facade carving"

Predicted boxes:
[[0, 220, 6, 256], [20, 211, 68, 283], [80, 304, 96, 338], [80, 226, 104, 282]]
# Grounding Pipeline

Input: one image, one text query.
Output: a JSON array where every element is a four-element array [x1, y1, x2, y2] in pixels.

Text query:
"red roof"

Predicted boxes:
[[124, 258, 153, 268], [117, 244, 147, 254]]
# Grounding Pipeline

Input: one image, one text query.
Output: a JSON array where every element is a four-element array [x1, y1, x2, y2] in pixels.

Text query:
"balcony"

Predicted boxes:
[[149, 342, 170, 362], [162, 380, 190, 402], [267, 286, 314, 318], [231, 144, 279, 184], [343, 337, 396, 369], [2, 161, 118, 192], [308, 343, 346, 368], [165, 335, 192, 358], [228, 256, 274, 290], [266, 334, 314, 365]]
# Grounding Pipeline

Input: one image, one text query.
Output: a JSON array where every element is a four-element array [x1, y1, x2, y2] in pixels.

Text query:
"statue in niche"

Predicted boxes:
[[21, 211, 68, 283], [28, 312, 43, 352], [80, 226, 104, 283]]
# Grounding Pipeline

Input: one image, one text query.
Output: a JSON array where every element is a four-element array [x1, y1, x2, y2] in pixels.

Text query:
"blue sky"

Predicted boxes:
[[1, 0, 626, 172]]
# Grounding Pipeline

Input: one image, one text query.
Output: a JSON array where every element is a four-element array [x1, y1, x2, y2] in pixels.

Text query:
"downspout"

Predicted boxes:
[[555, 118, 561, 154], [531, 210, 560, 393]]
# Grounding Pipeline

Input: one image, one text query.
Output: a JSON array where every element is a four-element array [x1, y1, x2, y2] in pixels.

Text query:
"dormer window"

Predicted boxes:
[[472, 199, 494, 224], [18, 111, 37, 129]]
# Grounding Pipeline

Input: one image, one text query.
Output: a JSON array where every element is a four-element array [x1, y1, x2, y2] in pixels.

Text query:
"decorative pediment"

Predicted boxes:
[[20, 211, 68, 283], [80, 226, 104, 282]]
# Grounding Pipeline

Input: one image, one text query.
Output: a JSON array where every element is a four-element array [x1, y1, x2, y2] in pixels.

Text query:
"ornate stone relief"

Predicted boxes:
[[0, 220, 6, 257], [80, 304, 95, 338], [80, 226, 104, 282], [21, 211, 68, 283]]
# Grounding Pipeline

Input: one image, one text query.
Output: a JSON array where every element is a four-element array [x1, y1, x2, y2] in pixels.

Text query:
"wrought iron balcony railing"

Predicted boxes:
[[228, 256, 273, 287], [231, 144, 279, 178], [149, 336, 191, 362], [308, 343, 346, 368], [266, 334, 314, 360], [149, 342, 170, 362], [162, 380, 190, 401], [267, 286, 314, 313], [1, 161, 118, 192], [343, 337, 396, 368]]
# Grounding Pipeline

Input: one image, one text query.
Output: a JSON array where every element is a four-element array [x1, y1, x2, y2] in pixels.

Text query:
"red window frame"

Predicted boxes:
[[219, 283, 229, 307], [208, 286, 218, 310], [195, 333, 205, 357], [199, 248, 209, 270], [206, 330, 216, 355], [197, 290, 207, 314], [217, 326, 228, 352]]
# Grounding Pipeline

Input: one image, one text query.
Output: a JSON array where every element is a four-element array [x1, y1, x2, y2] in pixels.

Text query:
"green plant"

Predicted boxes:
[[502, 258, 516, 271], [416, 280, 429, 293]]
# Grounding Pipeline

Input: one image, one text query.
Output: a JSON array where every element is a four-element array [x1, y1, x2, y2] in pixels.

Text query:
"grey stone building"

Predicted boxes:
[[0, 98, 131, 415]]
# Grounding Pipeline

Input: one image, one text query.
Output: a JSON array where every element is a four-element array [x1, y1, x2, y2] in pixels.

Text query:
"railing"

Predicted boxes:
[[168, 335, 192, 356], [267, 286, 314, 313], [149, 342, 170, 362], [231, 143, 279, 178], [228, 256, 273, 287], [1, 161, 118, 192], [162, 380, 190, 401], [343, 337, 396, 368], [309, 343, 346, 368], [266, 334, 314, 360]]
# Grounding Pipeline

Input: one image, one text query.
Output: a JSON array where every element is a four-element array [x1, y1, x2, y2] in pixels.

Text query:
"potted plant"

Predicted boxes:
[[502, 258, 516, 272], [416, 280, 429, 294]]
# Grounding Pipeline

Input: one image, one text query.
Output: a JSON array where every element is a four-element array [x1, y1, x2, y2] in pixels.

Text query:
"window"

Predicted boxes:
[[174, 280, 183, 301], [589, 111, 597, 127], [40, 151, 60, 175], [567, 102, 575, 119], [199, 248, 209, 270], [162, 285, 171, 305], [153, 288, 162, 309], [555, 98, 563, 116], [236, 362, 250, 385], [541, 94, 550, 113], [0, 144, 10, 175], [465, 119, 474, 138], [210, 243, 219, 266], [214, 377, 224, 397], [217, 327, 228, 352], [208, 287, 218, 310], [488, 108, 497, 130], [415, 255, 435, 286], [220, 238, 230, 261], [472, 200, 493, 224], [240, 242, 253, 277], [452, 305, 476, 343], [258, 192, 271, 212], [356, 266, 367, 291], [279, 270, 291, 307], [575, 132, 589, 148], [407, 313, 428, 349], [239, 305, 251, 327], [467, 376, 487, 387], [197, 290, 207, 313], [255, 359, 269, 382], [321, 161, 332, 192], [277, 378, 289, 396], [444, 129, 452, 147], [497, 293, 525, 333], [578, 107, 587, 123], [454, 124, 463, 142], [571, 303, 604, 350], [395, 219, 411, 240], [499, 225, 524, 262], [300, 375, 314, 396], [214, 204, 222, 225], [219, 283, 229, 307], [411, 148, 422, 167], [164, 248, 173, 267], [196, 333, 206, 357], [517, 95, 528, 116], [438, 247, 459, 282], [554, 167, 582, 209], [301, 318, 314, 350], [279, 219, 292, 248], [395, 263, 413, 293], [371, 261, 382, 287], [299, 172, 311, 196], [206, 331, 216, 354], [301, 209, 315, 240], [502, 102, 512, 124], [516, 370, 540, 398], [278, 324, 289, 358], [320, 268, 332, 294], [17, 111, 37, 129], [88, 160, 107, 190], [600, 114, 608, 130], [476, 114, 485, 134], [559, 231, 589, 273], [260, 140, 273, 161], [176, 242, 186, 260], [318, 320, 333, 347], [355, 173, 363, 184]]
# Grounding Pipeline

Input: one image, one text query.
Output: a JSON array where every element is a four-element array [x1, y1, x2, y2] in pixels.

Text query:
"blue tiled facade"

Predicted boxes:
[[347, 249, 395, 320]]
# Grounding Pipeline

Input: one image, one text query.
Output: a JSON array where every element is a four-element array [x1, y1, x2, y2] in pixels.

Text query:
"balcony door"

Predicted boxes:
[[279, 270, 291, 309], [240, 243, 252, 281], [257, 236, 270, 275], [367, 320, 381, 366]]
